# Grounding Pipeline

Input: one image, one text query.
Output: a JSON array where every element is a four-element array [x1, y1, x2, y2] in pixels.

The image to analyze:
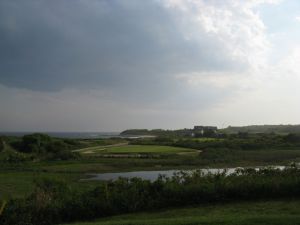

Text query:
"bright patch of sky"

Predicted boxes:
[[258, 0, 300, 62]]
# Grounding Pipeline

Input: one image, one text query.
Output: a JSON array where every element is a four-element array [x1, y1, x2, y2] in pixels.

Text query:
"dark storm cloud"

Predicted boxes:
[[1, 0, 283, 131], [0, 0, 241, 101]]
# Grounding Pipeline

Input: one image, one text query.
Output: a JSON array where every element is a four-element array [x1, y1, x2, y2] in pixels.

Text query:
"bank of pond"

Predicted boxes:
[[83, 166, 285, 181], [2, 165, 300, 225]]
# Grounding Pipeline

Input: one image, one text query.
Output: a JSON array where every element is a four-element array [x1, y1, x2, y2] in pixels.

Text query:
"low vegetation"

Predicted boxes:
[[0, 134, 127, 163], [131, 133, 300, 150], [77, 145, 197, 157], [122, 124, 300, 137], [2, 167, 300, 225], [2, 130, 300, 225], [222, 124, 300, 134], [0, 138, 4, 152]]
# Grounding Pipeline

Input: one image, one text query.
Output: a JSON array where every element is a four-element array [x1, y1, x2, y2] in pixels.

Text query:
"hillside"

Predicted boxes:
[[221, 125, 300, 134]]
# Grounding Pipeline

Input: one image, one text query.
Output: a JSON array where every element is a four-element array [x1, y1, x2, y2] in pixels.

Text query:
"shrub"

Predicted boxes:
[[0, 138, 4, 152], [3, 167, 300, 225], [21, 133, 52, 153], [4, 151, 28, 163]]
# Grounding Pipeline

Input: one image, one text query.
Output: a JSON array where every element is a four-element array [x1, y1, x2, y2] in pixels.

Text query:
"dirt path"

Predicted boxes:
[[98, 142, 129, 148], [72, 142, 128, 153], [176, 150, 202, 155]]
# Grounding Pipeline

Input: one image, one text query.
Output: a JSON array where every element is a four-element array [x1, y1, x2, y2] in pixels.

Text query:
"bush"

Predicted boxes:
[[46, 150, 80, 161], [13, 134, 80, 161], [0, 138, 4, 152], [4, 151, 28, 163], [21, 133, 52, 153], [3, 167, 300, 225]]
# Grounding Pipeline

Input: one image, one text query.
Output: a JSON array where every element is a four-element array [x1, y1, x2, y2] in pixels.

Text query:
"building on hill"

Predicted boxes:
[[193, 126, 218, 136]]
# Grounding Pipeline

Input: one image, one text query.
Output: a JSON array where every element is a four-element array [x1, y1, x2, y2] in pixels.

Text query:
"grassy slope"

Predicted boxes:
[[63, 200, 300, 225]]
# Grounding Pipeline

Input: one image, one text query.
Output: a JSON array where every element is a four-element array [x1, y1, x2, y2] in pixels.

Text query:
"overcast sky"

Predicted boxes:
[[1, 0, 300, 132]]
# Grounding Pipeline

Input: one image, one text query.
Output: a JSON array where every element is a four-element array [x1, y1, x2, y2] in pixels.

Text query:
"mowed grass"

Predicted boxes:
[[62, 200, 300, 225], [73, 143, 128, 154], [76, 145, 197, 155], [104, 145, 196, 154]]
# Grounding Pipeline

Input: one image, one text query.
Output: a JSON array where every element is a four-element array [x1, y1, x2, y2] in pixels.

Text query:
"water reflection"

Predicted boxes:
[[83, 166, 285, 181]]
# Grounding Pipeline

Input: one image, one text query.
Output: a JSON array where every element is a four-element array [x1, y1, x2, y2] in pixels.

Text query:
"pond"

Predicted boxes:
[[83, 166, 285, 182]]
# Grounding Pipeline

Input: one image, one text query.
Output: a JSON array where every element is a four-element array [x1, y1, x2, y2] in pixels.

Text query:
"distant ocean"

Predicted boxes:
[[0, 132, 121, 139]]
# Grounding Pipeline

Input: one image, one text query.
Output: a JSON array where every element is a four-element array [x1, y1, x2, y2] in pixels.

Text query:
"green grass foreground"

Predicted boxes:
[[63, 200, 300, 225]]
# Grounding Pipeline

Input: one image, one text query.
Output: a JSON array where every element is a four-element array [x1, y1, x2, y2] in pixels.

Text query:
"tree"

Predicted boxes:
[[22, 133, 52, 153], [203, 129, 216, 138], [0, 137, 4, 152]]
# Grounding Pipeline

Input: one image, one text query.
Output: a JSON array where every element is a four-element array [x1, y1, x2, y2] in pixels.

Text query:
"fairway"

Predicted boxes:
[[104, 145, 196, 154], [76, 145, 197, 155], [62, 200, 300, 225]]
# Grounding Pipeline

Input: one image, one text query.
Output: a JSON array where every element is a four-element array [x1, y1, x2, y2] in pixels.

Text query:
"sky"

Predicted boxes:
[[1, 0, 300, 132]]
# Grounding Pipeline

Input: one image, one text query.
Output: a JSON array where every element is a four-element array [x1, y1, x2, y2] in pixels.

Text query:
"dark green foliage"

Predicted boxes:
[[3, 167, 300, 225], [202, 129, 216, 137], [3, 151, 28, 163], [237, 132, 249, 138], [221, 124, 300, 134], [131, 133, 300, 151], [22, 133, 52, 153], [0, 138, 4, 152], [0, 134, 124, 162], [47, 141, 68, 153], [283, 133, 300, 143], [12, 134, 80, 160], [0, 178, 72, 225], [46, 141, 79, 160]]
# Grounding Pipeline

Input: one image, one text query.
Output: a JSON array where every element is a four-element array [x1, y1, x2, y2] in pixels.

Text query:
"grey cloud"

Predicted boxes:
[[0, 0, 280, 131], [0, 0, 243, 101]]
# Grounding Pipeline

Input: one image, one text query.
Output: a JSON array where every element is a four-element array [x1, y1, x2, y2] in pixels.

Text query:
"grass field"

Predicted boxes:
[[2, 142, 300, 200], [73, 143, 128, 154], [2, 148, 300, 199], [0, 171, 97, 199], [62, 200, 300, 225], [75, 144, 197, 155], [2, 142, 300, 225], [102, 145, 196, 154]]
